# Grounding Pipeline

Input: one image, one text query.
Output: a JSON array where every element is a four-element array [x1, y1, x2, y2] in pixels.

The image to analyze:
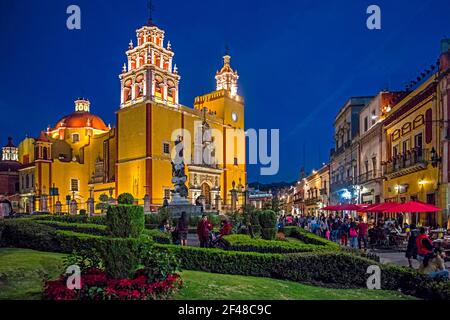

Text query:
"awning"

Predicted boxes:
[[383, 201, 442, 213], [321, 205, 340, 211], [321, 204, 364, 211], [360, 202, 400, 213]]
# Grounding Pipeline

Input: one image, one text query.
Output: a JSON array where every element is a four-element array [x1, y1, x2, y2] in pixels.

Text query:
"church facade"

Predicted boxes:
[[15, 20, 246, 214]]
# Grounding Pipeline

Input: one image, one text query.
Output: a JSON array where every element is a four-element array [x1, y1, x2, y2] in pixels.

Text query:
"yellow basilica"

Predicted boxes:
[[16, 19, 246, 214]]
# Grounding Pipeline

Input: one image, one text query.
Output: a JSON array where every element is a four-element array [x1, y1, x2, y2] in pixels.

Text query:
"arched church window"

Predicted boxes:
[[167, 80, 175, 103], [154, 74, 164, 99], [123, 79, 132, 103], [135, 74, 144, 98], [42, 147, 48, 159]]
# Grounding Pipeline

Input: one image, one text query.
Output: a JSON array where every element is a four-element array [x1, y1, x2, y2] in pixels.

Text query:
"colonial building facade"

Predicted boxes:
[[13, 19, 246, 214], [358, 91, 404, 205], [290, 43, 450, 228], [329, 97, 372, 205]]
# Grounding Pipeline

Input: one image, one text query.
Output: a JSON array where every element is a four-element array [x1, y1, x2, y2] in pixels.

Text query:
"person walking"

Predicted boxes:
[[405, 224, 418, 268], [349, 223, 358, 248], [357, 218, 369, 251], [339, 219, 349, 246], [177, 212, 189, 246], [197, 214, 212, 248], [416, 227, 434, 263]]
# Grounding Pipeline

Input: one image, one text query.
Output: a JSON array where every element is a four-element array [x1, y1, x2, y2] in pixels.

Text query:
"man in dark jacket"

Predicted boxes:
[[405, 224, 418, 268]]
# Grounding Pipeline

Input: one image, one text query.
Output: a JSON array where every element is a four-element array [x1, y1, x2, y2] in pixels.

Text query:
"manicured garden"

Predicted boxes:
[[1, 200, 449, 300], [0, 248, 415, 300]]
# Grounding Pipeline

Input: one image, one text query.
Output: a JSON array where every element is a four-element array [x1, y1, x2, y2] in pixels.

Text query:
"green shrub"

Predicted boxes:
[[99, 238, 141, 278], [142, 228, 171, 244], [27, 214, 106, 225], [260, 228, 277, 241], [35, 220, 107, 236], [284, 226, 339, 249], [154, 244, 450, 300], [117, 193, 134, 205], [258, 210, 277, 228], [145, 214, 160, 226], [79, 209, 87, 216], [222, 234, 334, 254], [258, 210, 277, 240], [63, 248, 103, 273], [138, 242, 180, 282], [189, 213, 221, 227], [106, 205, 144, 238], [0, 220, 60, 251]]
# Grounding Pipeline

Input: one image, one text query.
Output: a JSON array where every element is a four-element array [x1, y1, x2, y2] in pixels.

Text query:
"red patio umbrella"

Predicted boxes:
[[335, 204, 365, 211], [361, 202, 400, 212], [321, 205, 340, 211], [383, 201, 442, 213]]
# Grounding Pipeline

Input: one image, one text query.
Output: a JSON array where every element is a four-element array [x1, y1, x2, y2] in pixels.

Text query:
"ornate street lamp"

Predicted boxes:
[[430, 147, 442, 168]]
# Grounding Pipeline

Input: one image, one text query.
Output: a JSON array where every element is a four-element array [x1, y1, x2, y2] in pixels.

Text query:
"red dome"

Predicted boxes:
[[52, 111, 109, 131]]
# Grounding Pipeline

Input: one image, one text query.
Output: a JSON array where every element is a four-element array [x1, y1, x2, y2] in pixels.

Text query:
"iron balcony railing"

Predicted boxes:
[[383, 148, 429, 175], [357, 170, 382, 184]]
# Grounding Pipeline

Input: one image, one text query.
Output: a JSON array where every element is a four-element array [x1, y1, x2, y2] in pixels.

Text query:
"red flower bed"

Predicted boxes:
[[43, 268, 182, 300]]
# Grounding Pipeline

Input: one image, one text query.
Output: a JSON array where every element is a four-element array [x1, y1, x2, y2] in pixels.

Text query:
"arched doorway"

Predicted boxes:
[[201, 183, 211, 206]]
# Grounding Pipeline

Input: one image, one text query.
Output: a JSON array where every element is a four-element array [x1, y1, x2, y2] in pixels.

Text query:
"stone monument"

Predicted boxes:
[[167, 137, 202, 218]]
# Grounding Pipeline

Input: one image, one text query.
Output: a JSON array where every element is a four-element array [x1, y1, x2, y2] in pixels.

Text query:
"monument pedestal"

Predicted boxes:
[[168, 193, 202, 218]]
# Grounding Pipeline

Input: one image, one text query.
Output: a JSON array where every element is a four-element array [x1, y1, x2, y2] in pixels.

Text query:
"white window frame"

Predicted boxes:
[[70, 178, 80, 192]]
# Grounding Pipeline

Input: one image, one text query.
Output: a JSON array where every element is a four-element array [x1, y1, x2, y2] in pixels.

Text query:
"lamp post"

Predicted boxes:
[[430, 147, 442, 168]]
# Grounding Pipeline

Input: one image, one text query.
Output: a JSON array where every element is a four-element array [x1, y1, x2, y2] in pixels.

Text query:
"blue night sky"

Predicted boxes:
[[1, 0, 450, 183]]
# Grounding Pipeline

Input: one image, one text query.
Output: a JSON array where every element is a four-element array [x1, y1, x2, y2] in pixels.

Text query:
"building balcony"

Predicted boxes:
[[357, 170, 382, 185], [330, 177, 355, 191], [383, 148, 429, 179], [331, 141, 351, 157], [304, 197, 320, 206]]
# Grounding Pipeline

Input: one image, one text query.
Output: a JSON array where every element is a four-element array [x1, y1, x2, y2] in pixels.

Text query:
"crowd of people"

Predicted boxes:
[[278, 213, 370, 250], [159, 213, 233, 248], [278, 213, 449, 280]]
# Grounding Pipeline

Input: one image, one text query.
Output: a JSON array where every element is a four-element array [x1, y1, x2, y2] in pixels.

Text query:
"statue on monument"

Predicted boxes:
[[171, 136, 189, 199]]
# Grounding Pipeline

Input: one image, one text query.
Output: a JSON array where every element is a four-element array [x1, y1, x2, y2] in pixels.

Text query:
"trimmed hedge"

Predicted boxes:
[[0, 220, 148, 278], [25, 214, 107, 225], [285, 226, 380, 261], [155, 244, 450, 300], [222, 234, 336, 254], [106, 205, 144, 238], [35, 220, 107, 236], [2, 219, 449, 300], [284, 226, 339, 248], [143, 228, 171, 244]]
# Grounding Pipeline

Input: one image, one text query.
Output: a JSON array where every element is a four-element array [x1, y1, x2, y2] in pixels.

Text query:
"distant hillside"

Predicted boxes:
[[248, 181, 296, 192]]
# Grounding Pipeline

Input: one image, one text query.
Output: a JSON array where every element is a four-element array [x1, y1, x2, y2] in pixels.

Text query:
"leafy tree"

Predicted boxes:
[[117, 193, 134, 205], [95, 193, 109, 213]]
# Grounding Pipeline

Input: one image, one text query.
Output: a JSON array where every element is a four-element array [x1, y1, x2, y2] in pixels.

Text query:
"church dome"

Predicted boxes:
[[0, 137, 21, 172], [51, 99, 109, 132]]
